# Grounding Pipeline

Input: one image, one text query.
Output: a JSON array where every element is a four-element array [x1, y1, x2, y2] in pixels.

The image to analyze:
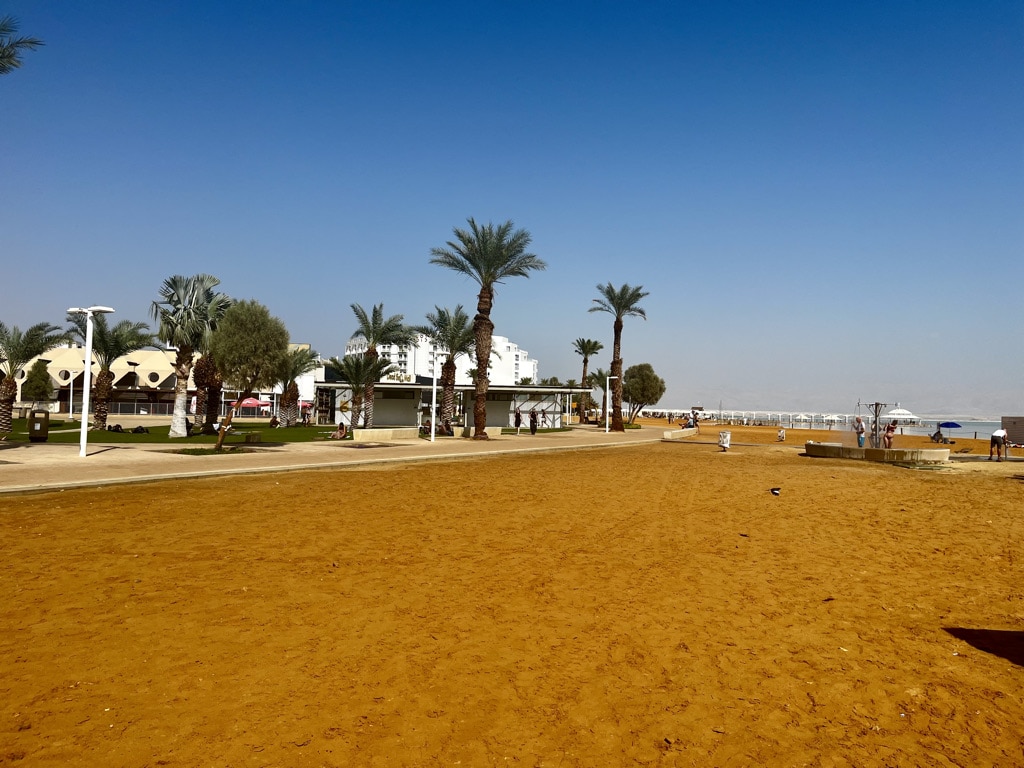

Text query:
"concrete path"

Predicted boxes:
[[0, 426, 664, 496]]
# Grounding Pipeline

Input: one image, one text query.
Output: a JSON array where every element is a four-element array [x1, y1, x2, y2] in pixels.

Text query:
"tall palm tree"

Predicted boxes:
[[589, 283, 648, 432], [0, 322, 65, 433], [572, 338, 604, 423], [0, 16, 43, 76], [150, 274, 232, 438], [430, 218, 546, 439], [413, 305, 475, 435], [326, 354, 398, 429], [349, 303, 415, 429], [67, 314, 154, 431], [277, 346, 320, 427]]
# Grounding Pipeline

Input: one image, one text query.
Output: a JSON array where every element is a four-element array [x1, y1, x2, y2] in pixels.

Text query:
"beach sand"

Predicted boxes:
[[2, 424, 1021, 765]]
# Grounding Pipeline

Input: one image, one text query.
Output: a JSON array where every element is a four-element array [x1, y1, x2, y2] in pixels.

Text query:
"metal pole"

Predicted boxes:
[[68, 370, 76, 421], [68, 306, 114, 457], [430, 345, 437, 442], [605, 376, 618, 433]]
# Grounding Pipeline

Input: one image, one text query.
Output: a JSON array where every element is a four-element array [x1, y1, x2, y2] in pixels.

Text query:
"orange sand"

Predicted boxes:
[[1, 425, 1022, 766]]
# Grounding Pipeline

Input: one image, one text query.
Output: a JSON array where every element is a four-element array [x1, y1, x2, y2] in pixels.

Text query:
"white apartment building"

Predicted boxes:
[[344, 334, 539, 385]]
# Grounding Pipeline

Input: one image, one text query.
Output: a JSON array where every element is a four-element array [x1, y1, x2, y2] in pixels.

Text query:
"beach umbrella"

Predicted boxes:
[[938, 421, 962, 429], [231, 397, 272, 408]]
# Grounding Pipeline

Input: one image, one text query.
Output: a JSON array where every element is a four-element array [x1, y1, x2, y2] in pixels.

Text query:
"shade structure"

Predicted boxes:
[[231, 397, 272, 408], [885, 408, 918, 423], [938, 421, 962, 429]]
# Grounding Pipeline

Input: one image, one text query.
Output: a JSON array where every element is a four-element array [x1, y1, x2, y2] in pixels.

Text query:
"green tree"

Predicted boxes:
[[326, 354, 398, 429], [430, 218, 546, 439], [621, 363, 666, 423], [276, 346, 320, 427], [589, 283, 648, 432], [21, 360, 53, 404], [192, 354, 223, 435], [538, 376, 562, 386], [67, 314, 154, 431], [349, 303, 416, 429], [150, 274, 232, 438], [0, 322, 65, 433], [517, 376, 534, 386], [208, 300, 290, 450], [413, 305, 474, 435], [572, 338, 604, 422], [0, 16, 43, 76]]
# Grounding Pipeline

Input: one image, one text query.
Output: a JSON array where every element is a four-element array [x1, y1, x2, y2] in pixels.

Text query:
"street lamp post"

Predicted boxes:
[[430, 344, 437, 443], [67, 306, 114, 457], [605, 375, 618, 434]]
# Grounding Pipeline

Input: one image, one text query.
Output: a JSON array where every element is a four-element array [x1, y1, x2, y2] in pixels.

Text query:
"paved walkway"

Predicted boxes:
[[0, 427, 666, 495]]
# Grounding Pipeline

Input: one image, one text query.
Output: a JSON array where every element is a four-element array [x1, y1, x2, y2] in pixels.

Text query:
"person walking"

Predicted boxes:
[[514, 407, 523, 436], [529, 408, 538, 436]]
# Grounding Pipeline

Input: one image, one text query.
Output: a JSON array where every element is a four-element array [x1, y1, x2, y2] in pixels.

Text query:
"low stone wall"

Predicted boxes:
[[352, 427, 419, 442], [460, 425, 504, 439], [805, 442, 949, 465], [662, 427, 699, 440]]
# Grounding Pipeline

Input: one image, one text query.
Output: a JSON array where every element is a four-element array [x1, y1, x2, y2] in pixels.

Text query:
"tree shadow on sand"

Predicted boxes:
[[944, 628, 1024, 667]]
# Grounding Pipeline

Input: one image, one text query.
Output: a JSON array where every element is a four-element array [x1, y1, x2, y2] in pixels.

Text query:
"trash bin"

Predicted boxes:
[[718, 430, 731, 451], [28, 409, 50, 443]]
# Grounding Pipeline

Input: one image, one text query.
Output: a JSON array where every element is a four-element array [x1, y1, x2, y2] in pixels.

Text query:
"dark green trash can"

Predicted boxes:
[[28, 409, 50, 442]]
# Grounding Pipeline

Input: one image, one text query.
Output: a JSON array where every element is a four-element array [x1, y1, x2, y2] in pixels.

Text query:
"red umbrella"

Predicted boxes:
[[231, 397, 272, 408]]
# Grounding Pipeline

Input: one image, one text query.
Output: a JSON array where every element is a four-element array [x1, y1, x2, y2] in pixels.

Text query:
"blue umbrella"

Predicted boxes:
[[939, 421, 962, 429]]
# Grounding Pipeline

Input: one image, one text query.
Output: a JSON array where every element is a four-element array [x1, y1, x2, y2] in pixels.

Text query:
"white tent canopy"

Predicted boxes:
[[884, 407, 918, 423]]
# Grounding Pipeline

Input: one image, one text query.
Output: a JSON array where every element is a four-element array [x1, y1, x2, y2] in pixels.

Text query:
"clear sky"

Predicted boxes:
[[4, 1, 1022, 417]]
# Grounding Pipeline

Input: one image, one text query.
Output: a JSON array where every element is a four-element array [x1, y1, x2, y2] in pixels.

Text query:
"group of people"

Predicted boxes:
[[852, 416, 900, 449], [514, 407, 542, 435]]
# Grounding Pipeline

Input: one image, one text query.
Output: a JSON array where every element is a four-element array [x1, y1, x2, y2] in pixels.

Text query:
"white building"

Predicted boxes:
[[344, 334, 539, 385]]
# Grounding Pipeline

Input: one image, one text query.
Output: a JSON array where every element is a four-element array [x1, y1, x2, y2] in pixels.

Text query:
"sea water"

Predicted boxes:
[[896, 420, 1001, 440]]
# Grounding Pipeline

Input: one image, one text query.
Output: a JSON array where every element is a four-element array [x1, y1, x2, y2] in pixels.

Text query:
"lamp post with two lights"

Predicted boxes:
[[67, 306, 114, 457]]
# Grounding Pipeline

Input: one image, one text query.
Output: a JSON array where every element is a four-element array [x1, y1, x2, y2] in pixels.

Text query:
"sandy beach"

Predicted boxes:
[[1, 423, 1021, 766]]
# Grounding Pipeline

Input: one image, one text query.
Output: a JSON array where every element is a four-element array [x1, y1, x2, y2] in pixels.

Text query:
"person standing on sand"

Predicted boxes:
[[529, 408, 538, 435], [990, 427, 1008, 461], [883, 419, 898, 449], [514, 407, 522, 435], [854, 416, 866, 448]]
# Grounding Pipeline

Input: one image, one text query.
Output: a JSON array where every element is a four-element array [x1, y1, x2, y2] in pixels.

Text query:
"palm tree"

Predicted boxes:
[[413, 305, 475, 435], [277, 346, 319, 427], [573, 338, 604, 423], [0, 16, 43, 76], [150, 274, 232, 438], [326, 354, 398, 429], [0, 322, 65, 433], [67, 314, 153, 431], [589, 283, 648, 432], [430, 218, 547, 439], [349, 303, 415, 429]]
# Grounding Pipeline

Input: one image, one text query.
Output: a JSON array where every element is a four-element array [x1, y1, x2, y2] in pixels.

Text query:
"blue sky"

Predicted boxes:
[[4, 1, 1022, 416]]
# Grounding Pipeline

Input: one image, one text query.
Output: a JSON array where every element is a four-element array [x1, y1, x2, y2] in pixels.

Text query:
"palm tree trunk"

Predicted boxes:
[[169, 347, 194, 438], [363, 348, 378, 429], [0, 377, 17, 434], [611, 319, 624, 432], [472, 287, 495, 439], [92, 370, 115, 431], [441, 358, 456, 434]]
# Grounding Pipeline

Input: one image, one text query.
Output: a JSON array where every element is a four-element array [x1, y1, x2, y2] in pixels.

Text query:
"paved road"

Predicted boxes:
[[0, 427, 669, 495]]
